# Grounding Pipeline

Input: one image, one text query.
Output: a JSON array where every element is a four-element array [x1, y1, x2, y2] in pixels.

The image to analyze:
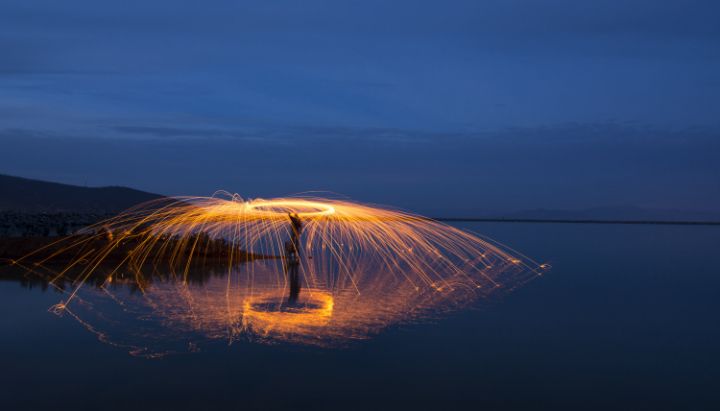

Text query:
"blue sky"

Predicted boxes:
[[1, 0, 718, 214]]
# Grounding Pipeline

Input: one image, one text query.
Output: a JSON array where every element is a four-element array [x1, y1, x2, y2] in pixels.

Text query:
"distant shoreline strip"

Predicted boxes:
[[432, 218, 720, 226]]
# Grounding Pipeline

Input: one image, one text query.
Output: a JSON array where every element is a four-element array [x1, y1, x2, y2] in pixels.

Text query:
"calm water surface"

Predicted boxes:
[[1, 222, 719, 410]]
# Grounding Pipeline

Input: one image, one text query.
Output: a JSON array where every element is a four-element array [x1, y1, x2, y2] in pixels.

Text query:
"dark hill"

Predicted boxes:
[[0, 174, 164, 213]]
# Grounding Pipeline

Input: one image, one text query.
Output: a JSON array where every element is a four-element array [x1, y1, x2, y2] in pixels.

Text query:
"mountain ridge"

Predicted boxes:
[[0, 173, 164, 213]]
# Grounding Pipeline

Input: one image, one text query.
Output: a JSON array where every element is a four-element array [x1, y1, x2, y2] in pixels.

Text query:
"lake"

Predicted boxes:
[[1, 222, 718, 410]]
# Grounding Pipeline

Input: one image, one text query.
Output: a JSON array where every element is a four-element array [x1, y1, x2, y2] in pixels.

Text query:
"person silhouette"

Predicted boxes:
[[285, 212, 303, 303]]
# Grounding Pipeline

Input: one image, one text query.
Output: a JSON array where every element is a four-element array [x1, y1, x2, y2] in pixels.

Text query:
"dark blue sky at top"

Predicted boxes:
[[0, 0, 718, 215]]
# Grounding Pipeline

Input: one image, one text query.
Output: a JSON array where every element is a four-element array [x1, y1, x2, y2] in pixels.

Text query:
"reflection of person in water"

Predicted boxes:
[[285, 213, 303, 303]]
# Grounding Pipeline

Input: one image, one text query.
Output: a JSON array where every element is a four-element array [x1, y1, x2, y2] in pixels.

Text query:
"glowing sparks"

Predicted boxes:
[[15, 193, 546, 354], [243, 199, 336, 218], [242, 288, 335, 336]]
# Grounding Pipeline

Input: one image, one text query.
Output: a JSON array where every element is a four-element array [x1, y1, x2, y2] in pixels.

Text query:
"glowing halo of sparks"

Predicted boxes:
[[242, 289, 334, 336], [13, 193, 548, 354], [243, 198, 336, 218]]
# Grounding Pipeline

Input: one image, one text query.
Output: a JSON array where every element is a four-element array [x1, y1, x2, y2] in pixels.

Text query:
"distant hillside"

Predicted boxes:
[[0, 174, 164, 213], [494, 205, 720, 223]]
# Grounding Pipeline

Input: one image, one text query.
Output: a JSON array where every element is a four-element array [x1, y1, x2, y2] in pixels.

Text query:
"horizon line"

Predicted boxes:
[[432, 218, 720, 226]]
